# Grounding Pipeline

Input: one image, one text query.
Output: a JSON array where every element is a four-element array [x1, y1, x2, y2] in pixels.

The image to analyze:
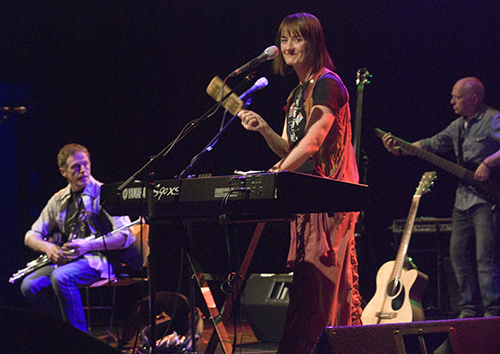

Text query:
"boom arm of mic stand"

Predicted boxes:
[[116, 75, 253, 192], [117, 155, 159, 193], [177, 101, 249, 179], [114, 75, 252, 354]]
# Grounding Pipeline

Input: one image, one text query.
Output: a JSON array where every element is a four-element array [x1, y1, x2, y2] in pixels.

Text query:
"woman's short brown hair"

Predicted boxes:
[[273, 13, 335, 76]]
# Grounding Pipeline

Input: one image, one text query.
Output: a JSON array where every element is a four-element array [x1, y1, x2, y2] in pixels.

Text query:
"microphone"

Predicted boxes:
[[238, 77, 269, 102], [228, 46, 279, 78], [1, 107, 27, 114]]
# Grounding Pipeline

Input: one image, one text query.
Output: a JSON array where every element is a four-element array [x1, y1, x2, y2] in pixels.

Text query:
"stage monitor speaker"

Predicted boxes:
[[312, 317, 500, 354], [241, 273, 292, 343], [0, 306, 120, 354]]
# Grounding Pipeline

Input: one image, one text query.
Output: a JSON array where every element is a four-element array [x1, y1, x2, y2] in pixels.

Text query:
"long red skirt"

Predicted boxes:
[[277, 212, 362, 354]]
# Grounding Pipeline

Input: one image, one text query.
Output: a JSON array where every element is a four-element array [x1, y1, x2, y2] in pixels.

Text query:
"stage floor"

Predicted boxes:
[[90, 318, 279, 354]]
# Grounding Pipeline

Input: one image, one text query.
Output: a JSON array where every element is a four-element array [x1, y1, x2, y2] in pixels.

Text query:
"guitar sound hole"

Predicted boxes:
[[386, 279, 402, 297], [392, 286, 405, 311]]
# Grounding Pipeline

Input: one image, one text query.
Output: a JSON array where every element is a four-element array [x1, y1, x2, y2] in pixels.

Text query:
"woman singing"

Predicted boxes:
[[238, 12, 362, 354]]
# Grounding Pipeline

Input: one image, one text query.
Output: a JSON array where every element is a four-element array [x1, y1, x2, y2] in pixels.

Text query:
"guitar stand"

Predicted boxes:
[[186, 222, 266, 354]]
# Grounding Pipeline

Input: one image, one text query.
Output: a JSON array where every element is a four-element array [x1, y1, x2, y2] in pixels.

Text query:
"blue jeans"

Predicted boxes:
[[20, 257, 102, 332], [451, 202, 500, 317]]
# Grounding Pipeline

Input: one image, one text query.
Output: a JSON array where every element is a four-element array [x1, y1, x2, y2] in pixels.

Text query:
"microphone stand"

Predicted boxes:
[[177, 95, 257, 354], [115, 74, 253, 354], [1, 112, 11, 126], [1, 107, 27, 127], [116, 74, 253, 192], [177, 101, 249, 179]]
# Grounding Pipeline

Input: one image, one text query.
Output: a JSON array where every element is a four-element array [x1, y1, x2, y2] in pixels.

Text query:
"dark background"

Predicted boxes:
[[2, 0, 500, 317]]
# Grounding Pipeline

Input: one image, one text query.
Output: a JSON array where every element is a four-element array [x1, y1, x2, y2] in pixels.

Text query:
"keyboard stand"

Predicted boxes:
[[188, 222, 266, 354]]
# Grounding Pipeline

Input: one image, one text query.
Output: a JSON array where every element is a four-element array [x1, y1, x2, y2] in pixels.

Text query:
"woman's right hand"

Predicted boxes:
[[238, 109, 290, 159], [238, 110, 267, 132]]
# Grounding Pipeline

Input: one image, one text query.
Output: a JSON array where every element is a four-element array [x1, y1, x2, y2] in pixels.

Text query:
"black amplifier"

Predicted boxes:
[[391, 217, 452, 234]]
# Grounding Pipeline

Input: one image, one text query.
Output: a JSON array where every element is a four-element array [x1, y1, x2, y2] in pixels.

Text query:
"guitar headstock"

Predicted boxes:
[[356, 67, 372, 87], [415, 171, 437, 196]]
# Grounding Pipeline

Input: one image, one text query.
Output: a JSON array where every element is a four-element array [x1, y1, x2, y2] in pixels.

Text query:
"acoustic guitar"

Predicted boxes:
[[361, 171, 436, 324]]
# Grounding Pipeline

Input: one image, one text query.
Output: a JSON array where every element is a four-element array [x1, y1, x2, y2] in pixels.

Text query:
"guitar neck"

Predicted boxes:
[[353, 73, 367, 166], [391, 195, 420, 280], [389, 134, 471, 182], [375, 128, 500, 204]]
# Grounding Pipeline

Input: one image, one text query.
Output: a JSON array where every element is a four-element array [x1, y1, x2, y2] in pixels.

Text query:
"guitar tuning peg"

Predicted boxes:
[[366, 73, 373, 84]]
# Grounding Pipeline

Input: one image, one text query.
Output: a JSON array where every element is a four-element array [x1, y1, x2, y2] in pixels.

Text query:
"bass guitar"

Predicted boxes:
[[361, 171, 436, 324], [353, 67, 371, 167], [375, 128, 500, 204]]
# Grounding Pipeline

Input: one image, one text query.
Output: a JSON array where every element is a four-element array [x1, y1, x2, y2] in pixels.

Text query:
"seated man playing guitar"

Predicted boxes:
[[382, 77, 500, 319], [20, 143, 135, 332]]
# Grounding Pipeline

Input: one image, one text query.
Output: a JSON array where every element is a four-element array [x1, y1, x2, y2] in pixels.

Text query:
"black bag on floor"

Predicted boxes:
[[120, 291, 203, 353], [139, 306, 203, 353]]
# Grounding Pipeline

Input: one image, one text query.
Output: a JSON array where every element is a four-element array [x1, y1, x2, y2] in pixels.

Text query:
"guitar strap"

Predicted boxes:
[[64, 191, 85, 241], [458, 122, 465, 166]]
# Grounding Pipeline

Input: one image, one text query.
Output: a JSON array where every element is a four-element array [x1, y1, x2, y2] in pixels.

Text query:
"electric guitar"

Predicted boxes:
[[361, 171, 436, 324], [375, 128, 500, 204]]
